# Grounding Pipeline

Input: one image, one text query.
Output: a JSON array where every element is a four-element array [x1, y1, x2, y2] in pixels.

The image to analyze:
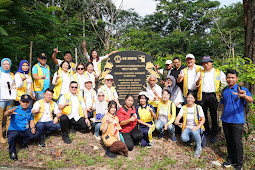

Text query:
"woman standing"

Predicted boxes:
[[101, 101, 128, 157], [71, 63, 87, 93], [136, 91, 156, 147], [84, 62, 96, 89], [15, 60, 35, 108], [0, 58, 16, 143], [175, 92, 205, 158], [52, 60, 71, 101], [117, 94, 143, 151]]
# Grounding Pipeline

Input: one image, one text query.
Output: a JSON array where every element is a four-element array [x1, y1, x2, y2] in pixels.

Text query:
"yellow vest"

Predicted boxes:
[[16, 73, 34, 101], [97, 62, 102, 74], [183, 65, 202, 97], [33, 99, 55, 124], [138, 105, 154, 123], [53, 68, 71, 100], [33, 63, 50, 92], [182, 104, 205, 132], [100, 85, 115, 101], [156, 100, 176, 125], [197, 68, 221, 102], [62, 93, 84, 117], [83, 89, 96, 106]]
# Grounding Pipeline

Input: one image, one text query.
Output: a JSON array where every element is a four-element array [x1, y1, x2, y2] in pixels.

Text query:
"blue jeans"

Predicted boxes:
[[0, 100, 13, 109], [92, 122, 102, 137], [35, 93, 44, 101], [35, 121, 61, 140], [155, 120, 175, 136], [181, 128, 203, 150]]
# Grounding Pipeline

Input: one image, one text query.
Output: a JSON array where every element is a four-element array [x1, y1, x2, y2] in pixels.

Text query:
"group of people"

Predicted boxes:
[[0, 49, 253, 170]]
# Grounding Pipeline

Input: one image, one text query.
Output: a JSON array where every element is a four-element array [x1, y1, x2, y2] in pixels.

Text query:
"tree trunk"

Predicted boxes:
[[243, 0, 255, 94]]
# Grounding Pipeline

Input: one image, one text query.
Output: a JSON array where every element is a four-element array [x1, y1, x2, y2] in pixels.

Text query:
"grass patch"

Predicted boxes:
[[47, 159, 66, 169], [152, 156, 177, 169]]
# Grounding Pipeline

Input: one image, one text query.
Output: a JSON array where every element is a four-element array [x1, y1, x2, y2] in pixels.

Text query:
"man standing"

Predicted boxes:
[[5, 95, 39, 161], [170, 57, 185, 91], [177, 54, 202, 102], [58, 81, 91, 144], [52, 47, 76, 75], [146, 75, 162, 108], [32, 88, 61, 147], [221, 69, 253, 170], [32, 53, 51, 100], [196, 56, 227, 143], [156, 60, 173, 86]]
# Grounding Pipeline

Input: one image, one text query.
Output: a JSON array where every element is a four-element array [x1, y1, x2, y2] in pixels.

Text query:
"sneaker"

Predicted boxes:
[[94, 133, 101, 141], [194, 149, 202, 158], [70, 127, 76, 134], [62, 135, 72, 144], [39, 139, 45, 147], [171, 134, 177, 142], [19, 143, 28, 149], [147, 141, 153, 148], [210, 136, 216, 143], [158, 131, 165, 139], [105, 150, 117, 158], [234, 165, 242, 170], [45, 133, 51, 139]]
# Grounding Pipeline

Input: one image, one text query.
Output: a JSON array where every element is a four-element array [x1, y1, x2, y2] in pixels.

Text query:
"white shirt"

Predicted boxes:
[[14, 73, 35, 97], [57, 59, 76, 74], [146, 84, 162, 102], [83, 88, 96, 109], [0, 72, 16, 101], [52, 71, 71, 95], [178, 105, 204, 129], [85, 71, 95, 89], [84, 52, 109, 75], [71, 73, 86, 91], [196, 68, 227, 93], [172, 89, 184, 108], [98, 85, 118, 100], [32, 101, 60, 122], [59, 92, 86, 121], [180, 64, 203, 91]]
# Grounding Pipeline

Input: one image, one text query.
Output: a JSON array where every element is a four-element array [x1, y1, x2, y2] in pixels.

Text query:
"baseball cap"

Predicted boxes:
[[39, 52, 47, 59], [185, 54, 195, 59], [21, 94, 32, 102], [201, 56, 213, 63], [105, 74, 114, 80], [165, 60, 172, 65]]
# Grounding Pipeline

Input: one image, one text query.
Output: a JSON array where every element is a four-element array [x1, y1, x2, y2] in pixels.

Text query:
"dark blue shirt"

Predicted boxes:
[[220, 84, 252, 124], [8, 105, 33, 131]]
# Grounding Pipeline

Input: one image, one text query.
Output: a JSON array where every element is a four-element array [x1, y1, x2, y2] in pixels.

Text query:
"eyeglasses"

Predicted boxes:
[[40, 58, 47, 60], [77, 68, 84, 70], [106, 79, 113, 82], [98, 95, 104, 97], [70, 86, 78, 89]]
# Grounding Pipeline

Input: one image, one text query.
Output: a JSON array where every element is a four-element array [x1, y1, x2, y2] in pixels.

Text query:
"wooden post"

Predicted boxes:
[[29, 41, 33, 74], [75, 48, 78, 65]]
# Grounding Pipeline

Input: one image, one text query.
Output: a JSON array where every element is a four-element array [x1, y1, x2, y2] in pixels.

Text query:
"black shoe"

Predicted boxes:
[[39, 139, 45, 147], [19, 143, 28, 149], [70, 127, 76, 134], [10, 152, 18, 161], [235, 165, 242, 170], [210, 136, 216, 143], [105, 150, 117, 158], [45, 133, 51, 139], [62, 135, 72, 144]]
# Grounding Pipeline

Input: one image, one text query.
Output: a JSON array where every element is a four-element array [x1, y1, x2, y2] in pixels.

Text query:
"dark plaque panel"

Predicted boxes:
[[98, 51, 160, 105]]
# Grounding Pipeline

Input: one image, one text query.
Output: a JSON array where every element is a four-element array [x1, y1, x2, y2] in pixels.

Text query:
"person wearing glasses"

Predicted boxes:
[[98, 74, 121, 108], [32, 53, 51, 100], [5, 94, 39, 161], [58, 81, 91, 144], [52, 60, 71, 102], [71, 63, 87, 93]]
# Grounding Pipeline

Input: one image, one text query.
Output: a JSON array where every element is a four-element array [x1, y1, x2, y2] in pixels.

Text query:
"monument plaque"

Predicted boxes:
[[98, 51, 160, 105]]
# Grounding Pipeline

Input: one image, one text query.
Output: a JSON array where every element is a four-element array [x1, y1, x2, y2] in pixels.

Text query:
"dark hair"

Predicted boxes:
[[86, 62, 94, 68], [108, 100, 117, 110], [90, 49, 99, 62], [69, 81, 78, 86], [76, 63, 85, 71], [226, 69, 239, 77], [173, 57, 180, 61], [137, 95, 149, 104], [162, 89, 171, 96], [60, 60, 71, 69], [125, 94, 134, 100], [45, 88, 54, 94], [187, 91, 196, 98], [64, 51, 72, 56]]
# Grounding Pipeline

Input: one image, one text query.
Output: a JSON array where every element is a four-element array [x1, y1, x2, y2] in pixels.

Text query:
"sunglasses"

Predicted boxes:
[[77, 68, 84, 70], [106, 79, 113, 82], [98, 95, 104, 97], [70, 86, 78, 89]]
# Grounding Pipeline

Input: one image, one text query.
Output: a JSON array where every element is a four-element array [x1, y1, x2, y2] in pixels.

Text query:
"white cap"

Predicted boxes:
[[165, 60, 172, 65], [185, 54, 195, 59], [105, 74, 114, 80], [84, 78, 92, 83], [138, 91, 149, 98]]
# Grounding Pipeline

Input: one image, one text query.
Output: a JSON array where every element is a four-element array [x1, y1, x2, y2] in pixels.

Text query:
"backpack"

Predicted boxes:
[[221, 85, 250, 115]]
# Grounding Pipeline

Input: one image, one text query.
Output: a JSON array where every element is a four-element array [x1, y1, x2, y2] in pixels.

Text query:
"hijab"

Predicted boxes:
[[16, 60, 29, 74], [95, 91, 107, 120], [0, 58, 12, 73], [166, 75, 179, 101]]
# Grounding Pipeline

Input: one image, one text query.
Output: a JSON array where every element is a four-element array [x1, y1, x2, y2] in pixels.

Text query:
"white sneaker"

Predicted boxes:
[[146, 141, 153, 148], [194, 149, 202, 158], [94, 133, 101, 141]]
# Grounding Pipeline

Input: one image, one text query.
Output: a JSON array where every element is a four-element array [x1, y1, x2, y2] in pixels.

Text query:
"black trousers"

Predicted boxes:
[[121, 126, 143, 151], [222, 122, 244, 166], [60, 115, 89, 135], [199, 92, 218, 136]]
